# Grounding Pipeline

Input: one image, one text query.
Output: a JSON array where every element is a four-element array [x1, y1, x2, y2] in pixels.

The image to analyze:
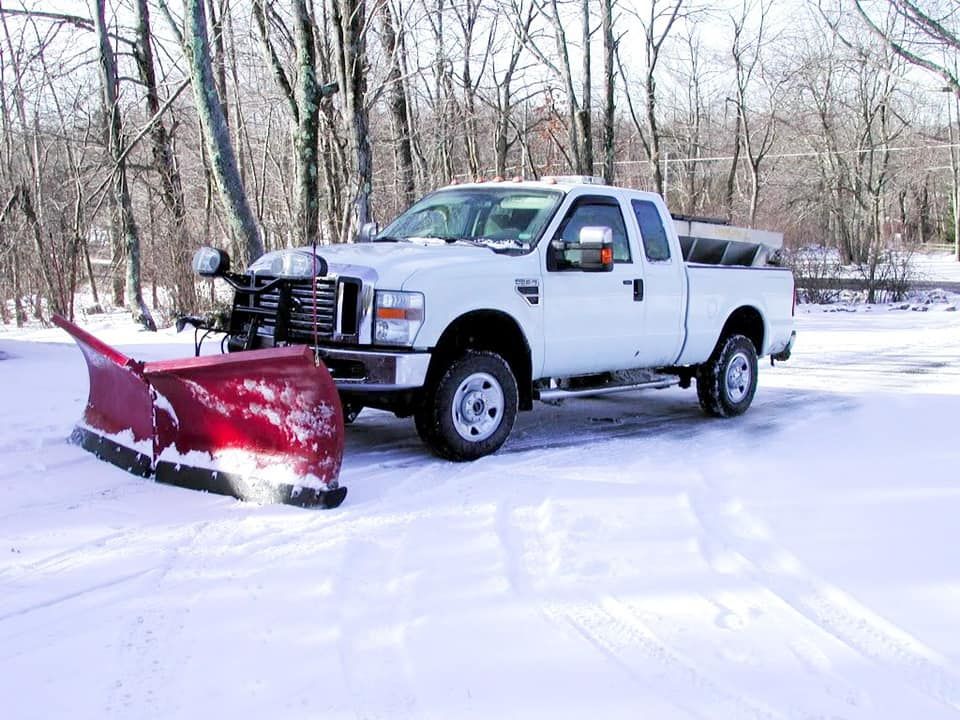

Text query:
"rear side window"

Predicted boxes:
[[632, 199, 671, 262]]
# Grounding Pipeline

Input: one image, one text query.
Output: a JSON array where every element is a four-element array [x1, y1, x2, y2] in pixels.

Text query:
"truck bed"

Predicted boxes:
[[677, 263, 795, 366]]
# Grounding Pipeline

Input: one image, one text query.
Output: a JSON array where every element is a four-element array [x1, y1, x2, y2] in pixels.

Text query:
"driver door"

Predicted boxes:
[[540, 194, 646, 377]]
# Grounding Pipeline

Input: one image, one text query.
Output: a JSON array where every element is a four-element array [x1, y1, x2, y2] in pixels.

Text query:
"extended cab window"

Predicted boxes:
[[555, 198, 631, 264], [632, 199, 671, 262]]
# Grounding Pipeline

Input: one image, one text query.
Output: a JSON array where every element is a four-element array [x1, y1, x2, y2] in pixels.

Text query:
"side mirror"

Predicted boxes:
[[191, 246, 230, 278], [550, 226, 614, 272], [357, 221, 379, 243], [578, 227, 615, 271]]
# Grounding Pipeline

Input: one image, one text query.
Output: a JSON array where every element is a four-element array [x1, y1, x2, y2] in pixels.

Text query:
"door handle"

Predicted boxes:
[[633, 278, 644, 302]]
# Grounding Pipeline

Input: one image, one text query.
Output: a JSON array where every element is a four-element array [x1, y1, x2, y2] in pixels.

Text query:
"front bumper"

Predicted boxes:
[[318, 347, 431, 390]]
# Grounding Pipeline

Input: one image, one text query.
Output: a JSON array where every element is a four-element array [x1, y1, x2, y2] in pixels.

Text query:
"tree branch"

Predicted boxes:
[[852, 0, 960, 97], [252, 0, 297, 121], [0, 5, 135, 46], [89, 78, 191, 200]]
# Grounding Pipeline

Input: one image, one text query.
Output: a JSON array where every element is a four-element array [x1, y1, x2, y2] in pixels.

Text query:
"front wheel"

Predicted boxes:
[[696, 334, 758, 418], [414, 351, 518, 461]]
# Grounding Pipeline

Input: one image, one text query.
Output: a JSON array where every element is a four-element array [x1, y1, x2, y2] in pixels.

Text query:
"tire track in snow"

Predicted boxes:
[[687, 485, 960, 713], [0, 567, 156, 624], [0, 473, 155, 526], [0, 527, 145, 582], [332, 523, 419, 718], [545, 598, 787, 720], [104, 519, 209, 718], [493, 496, 786, 720]]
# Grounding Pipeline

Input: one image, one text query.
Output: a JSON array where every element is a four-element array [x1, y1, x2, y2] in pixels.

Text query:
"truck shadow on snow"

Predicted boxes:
[[341, 386, 856, 474]]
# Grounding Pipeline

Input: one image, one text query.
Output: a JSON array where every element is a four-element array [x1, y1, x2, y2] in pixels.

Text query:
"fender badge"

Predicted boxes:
[[515, 278, 540, 306]]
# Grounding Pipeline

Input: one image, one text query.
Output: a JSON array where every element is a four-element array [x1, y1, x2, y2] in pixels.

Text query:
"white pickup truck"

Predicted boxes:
[[193, 178, 796, 460]]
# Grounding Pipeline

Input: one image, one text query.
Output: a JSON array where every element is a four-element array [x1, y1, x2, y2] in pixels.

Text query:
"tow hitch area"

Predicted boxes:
[[53, 315, 346, 508]]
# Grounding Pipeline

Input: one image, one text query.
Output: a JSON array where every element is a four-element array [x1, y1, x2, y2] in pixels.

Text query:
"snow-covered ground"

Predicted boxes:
[[913, 247, 960, 284], [3, 290, 960, 719]]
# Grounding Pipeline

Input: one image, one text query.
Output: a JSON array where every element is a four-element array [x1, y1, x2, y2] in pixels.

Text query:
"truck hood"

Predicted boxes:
[[304, 241, 514, 289]]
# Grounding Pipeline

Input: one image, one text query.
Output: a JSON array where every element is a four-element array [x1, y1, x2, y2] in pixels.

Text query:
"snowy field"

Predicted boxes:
[[2, 289, 960, 719]]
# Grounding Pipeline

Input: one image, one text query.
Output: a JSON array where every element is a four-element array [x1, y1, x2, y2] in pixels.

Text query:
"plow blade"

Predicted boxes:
[[53, 315, 346, 508]]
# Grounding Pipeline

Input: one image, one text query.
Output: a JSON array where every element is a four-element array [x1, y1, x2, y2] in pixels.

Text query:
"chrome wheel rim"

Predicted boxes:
[[451, 372, 504, 442], [725, 351, 752, 403]]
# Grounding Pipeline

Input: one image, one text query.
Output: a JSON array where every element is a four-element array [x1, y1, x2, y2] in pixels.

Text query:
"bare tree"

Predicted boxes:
[[331, 0, 373, 236], [601, 0, 616, 183], [491, 0, 538, 178], [849, 0, 959, 97], [828, 0, 959, 258], [183, 0, 264, 262], [377, 0, 416, 205], [133, 0, 196, 313], [452, 0, 484, 177], [618, 0, 688, 197], [253, 0, 331, 245], [730, 0, 782, 225], [91, 0, 156, 329]]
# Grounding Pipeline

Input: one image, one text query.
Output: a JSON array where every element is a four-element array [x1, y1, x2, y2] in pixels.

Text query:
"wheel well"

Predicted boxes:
[[719, 306, 764, 355], [428, 310, 534, 410]]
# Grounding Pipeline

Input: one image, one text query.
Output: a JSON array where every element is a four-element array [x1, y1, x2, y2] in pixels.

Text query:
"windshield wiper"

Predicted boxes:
[[467, 237, 527, 250], [405, 235, 525, 251]]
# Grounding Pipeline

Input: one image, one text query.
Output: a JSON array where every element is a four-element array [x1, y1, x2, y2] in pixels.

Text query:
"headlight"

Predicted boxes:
[[248, 250, 326, 278], [374, 291, 424, 346]]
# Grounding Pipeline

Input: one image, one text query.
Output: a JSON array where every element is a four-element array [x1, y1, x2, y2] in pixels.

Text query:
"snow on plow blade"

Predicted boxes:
[[52, 315, 346, 508]]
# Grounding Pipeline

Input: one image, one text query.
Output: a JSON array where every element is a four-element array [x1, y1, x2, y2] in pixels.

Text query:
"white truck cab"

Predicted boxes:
[[201, 178, 796, 460]]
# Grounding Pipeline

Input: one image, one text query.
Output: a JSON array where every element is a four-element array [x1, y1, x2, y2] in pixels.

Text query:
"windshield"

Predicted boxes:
[[378, 187, 563, 251]]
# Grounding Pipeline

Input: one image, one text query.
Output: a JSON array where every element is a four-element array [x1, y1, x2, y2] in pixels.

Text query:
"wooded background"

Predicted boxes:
[[0, 0, 957, 328]]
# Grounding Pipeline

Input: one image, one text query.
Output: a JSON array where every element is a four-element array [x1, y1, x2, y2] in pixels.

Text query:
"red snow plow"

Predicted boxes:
[[53, 315, 346, 508]]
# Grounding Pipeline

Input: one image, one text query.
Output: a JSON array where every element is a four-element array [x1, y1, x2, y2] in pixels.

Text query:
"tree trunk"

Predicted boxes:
[[294, 0, 321, 245], [548, 0, 581, 173], [110, 209, 124, 306], [184, 0, 264, 262], [134, 0, 197, 313], [205, 0, 230, 128], [458, 1, 481, 177], [1, 12, 64, 317], [724, 108, 741, 222], [748, 159, 760, 227], [332, 0, 372, 236], [378, 0, 415, 205], [92, 0, 156, 330], [948, 95, 960, 260], [578, 0, 592, 175], [601, 0, 615, 184]]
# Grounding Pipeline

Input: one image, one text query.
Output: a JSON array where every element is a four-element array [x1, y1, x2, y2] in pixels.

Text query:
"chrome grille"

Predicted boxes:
[[229, 273, 363, 348], [260, 278, 337, 341]]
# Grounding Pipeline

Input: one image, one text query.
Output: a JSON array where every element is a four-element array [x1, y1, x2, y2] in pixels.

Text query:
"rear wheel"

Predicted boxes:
[[414, 351, 518, 461], [696, 334, 758, 417]]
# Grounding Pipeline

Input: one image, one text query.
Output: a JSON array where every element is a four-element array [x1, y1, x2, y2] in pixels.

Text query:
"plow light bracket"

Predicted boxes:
[[192, 246, 231, 278]]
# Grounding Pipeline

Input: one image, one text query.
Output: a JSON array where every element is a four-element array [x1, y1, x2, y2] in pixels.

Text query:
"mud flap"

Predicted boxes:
[[53, 315, 346, 508]]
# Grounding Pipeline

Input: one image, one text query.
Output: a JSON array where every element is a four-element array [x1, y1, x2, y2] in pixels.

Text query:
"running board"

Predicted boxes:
[[537, 378, 679, 402]]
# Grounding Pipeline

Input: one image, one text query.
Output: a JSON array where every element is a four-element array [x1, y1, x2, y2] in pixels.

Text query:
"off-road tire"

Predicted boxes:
[[696, 334, 758, 418], [414, 351, 518, 461]]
